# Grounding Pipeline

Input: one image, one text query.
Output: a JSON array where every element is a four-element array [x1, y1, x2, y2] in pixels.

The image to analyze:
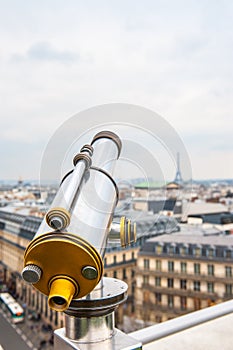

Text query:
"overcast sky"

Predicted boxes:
[[0, 0, 232, 181]]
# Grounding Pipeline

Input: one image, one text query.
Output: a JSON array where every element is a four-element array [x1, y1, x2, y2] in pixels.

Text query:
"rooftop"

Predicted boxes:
[[182, 202, 228, 221], [145, 232, 233, 246]]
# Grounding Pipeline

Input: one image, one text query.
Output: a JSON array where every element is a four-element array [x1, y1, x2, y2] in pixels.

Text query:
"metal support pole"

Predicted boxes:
[[54, 277, 142, 350]]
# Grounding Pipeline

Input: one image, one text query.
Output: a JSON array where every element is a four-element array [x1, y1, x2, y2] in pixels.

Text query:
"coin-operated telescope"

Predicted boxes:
[[22, 131, 141, 349], [22, 131, 136, 311]]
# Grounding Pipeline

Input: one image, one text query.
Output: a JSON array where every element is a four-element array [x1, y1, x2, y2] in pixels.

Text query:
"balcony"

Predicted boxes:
[[136, 301, 192, 316], [137, 267, 233, 283], [141, 283, 219, 300], [104, 258, 136, 269]]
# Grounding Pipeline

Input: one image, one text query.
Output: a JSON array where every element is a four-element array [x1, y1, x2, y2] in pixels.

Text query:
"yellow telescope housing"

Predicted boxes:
[[22, 131, 123, 312]]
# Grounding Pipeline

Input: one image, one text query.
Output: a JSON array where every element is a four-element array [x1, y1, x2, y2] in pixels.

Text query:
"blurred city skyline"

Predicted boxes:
[[0, 1, 232, 180]]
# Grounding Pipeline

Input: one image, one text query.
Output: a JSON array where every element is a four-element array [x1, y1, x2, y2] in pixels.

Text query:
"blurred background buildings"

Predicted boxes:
[[1, 177, 233, 347]]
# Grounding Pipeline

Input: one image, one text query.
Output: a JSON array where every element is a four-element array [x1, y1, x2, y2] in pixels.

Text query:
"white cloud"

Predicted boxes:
[[0, 0, 232, 179], [11, 42, 79, 63]]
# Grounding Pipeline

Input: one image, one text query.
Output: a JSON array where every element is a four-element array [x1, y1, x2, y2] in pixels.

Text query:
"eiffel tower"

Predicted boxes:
[[174, 152, 183, 184]]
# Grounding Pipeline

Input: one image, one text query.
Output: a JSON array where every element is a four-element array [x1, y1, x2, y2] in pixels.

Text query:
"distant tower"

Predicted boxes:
[[18, 176, 23, 188], [174, 152, 183, 184]]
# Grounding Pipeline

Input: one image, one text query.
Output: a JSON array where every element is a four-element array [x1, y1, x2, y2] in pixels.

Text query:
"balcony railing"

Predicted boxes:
[[140, 283, 219, 299], [129, 299, 233, 345], [104, 258, 136, 269], [136, 301, 192, 315], [137, 267, 233, 282]]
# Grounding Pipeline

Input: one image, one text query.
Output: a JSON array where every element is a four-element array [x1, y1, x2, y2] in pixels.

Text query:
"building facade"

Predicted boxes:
[[136, 233, 233, 323]]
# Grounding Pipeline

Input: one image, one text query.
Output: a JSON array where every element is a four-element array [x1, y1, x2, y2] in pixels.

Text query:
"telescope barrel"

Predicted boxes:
[[22, 131, 122, 312]]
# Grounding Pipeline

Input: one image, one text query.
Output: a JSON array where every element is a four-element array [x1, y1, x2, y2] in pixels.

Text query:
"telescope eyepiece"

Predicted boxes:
[[50, 217, 64, 230], [46, 207, 71, 230], [48, 277, 77, 312], [50, 296, 66, 306]]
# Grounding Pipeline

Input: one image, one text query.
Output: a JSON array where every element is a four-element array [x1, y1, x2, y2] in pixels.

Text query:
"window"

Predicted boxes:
[[216, 248, 224, 258], [225, 266, 232, 277], [181, 246, 187, 256], [188, 246, 193, 255], [180, 296, 187, 310], [144, 259, 150, 270], [156, 245, 163, 254], [207, 282, 214, 293], [123, 268, 127, 279], [168, 261, 174, 272], [194, 263, 200, 275], [123, 254, 126, 262], [180, 279, 187, 290], [155, 292, 162, 305], [32, 293, 35, 307], [169, 245, 175, 254], [40, 294, 44, 313], [168, 295, 174, 308], [225, 284, 232, 296], [143, 275, 149, 285], [194, 298, 201, 310], [194, 281, 201, 291], [181, 262, 187, 273], [155, 277, 161, 287], [132, 252, 135, 260], [208, 248, 215, 258], [132, 282, 135, 295], [208, 264, 214, 276], [167, 278, 174, 288], [143, 291, 150, 303], [55, 311, 58, 326], [156, 260, 162, 271], [45, 299, 48, 317], [113, 271, 117, 278], [226, 249, 232, 259], [131, 269, 135, 278], [114, 255, 117, 264], [50, 308, 53, 322], [36, 292, 39, 309], [202, 248, 207, 257], [195, 247, 201, 257], [104, 257, 107, 266]]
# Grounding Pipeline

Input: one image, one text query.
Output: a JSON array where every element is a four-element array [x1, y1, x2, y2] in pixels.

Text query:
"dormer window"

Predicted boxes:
[[169, 243, 176, 254], [208, 246, 215, 258], [195, 245, 202, 257], [156, 242, 164, 254], [181, 244, 188, 256], [225, 248, 232, 259]]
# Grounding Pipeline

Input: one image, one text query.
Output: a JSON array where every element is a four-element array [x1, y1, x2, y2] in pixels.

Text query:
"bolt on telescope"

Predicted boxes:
[[22, 131, 136, 312]]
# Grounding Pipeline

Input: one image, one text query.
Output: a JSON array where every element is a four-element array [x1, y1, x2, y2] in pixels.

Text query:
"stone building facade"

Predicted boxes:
[[136, 233, 233, 323]]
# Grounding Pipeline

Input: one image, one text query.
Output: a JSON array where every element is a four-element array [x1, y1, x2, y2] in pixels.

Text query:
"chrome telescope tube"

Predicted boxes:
[[22, 131, 122, 312]]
